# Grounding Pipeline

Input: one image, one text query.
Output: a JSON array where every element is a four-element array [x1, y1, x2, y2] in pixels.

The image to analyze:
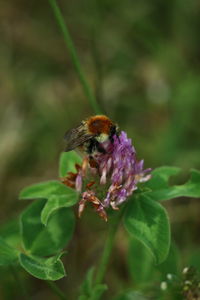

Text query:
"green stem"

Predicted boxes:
[[95, 209, 124, 285], [46, 281, 67, 300], [10, 265, 28, 299], [48, 0, 101, 115], [90, 31, 105, 114]]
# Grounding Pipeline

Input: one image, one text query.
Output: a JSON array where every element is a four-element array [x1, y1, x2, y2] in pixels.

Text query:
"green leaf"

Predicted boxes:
[[79, 267, 95, 297], [128, 239, 179, 287], [0, 237, 19, 266], [145, 166, 181, 190], [19, 253, 66, 280], [124, 195, 170, 264], [143, 168, 200, 201], [0, 218, 21, 249], [78, 267, 107, 300], [113, 290, 147, 300], [20, 199, 75, 256], [189, 249, 200, 273], [19, 180, 78, 224], [158, 242, 179, 278], [79, 285, 107, 300], [89, 284, 107, 300], [59, 151, 82, 177], [19, 180, 74, 200], [41, 192, 78, 225], [128, 238, 155, 286]]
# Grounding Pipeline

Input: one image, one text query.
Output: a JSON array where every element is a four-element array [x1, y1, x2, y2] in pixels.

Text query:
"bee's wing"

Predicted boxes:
[[64, 123, 93, 151]]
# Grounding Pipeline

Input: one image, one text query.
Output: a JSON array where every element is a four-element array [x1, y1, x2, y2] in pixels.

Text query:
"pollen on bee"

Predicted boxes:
[[95, 133, 109, 143]]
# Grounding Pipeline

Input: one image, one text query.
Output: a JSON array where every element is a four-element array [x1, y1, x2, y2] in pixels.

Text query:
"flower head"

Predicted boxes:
[[62, 131, 151, 221]]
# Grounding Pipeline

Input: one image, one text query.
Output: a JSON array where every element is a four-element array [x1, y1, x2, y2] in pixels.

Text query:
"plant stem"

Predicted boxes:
[[90, 31, 105, 114], [95, 209, 124, 285], [46, 281, 67, 300], [48, 0, 101, 115], [10, 265, 28, 299]]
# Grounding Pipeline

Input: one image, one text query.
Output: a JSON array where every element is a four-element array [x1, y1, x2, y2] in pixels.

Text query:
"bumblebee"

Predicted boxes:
[[64, 115, 119, 155]]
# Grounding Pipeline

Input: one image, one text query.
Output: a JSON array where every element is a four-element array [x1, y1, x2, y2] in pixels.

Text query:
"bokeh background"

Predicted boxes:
[[0, 0, 200, 299]]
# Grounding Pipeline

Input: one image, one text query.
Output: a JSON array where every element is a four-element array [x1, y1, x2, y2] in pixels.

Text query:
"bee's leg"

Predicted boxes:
[[87, 138, 106, 154], [109, 136, 114, 143], [110, 132, 120, 143], [96, 141, 106, 154], [109, 125, 120, 143], [87, 138, 96, 154]]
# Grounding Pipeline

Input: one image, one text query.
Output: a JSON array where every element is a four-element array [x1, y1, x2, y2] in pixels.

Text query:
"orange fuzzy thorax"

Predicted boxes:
[[86, 115, 113, 135]]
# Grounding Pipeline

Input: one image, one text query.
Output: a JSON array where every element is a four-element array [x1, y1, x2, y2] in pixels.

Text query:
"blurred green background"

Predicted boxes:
[[0, 0, 200, 299]]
